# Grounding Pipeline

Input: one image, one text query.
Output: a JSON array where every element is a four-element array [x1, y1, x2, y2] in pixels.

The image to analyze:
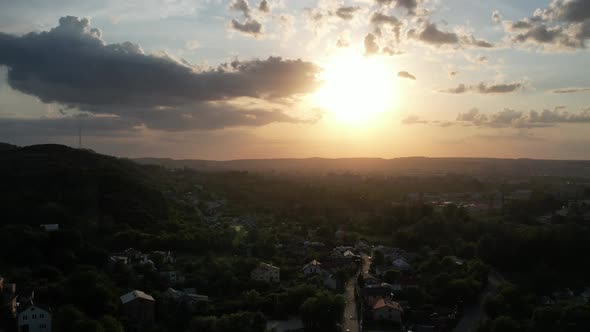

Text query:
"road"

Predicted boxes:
[[342, 254, 371, 332], [453, 270, 505, 332], [342, 279, 360, 332]]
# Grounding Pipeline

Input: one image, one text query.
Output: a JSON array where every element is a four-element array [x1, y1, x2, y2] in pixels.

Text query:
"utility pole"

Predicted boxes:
[[78, 125, 82, 149]]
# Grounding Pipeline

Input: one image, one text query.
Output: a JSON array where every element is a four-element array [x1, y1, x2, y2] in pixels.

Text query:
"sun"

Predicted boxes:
[[312, 50, 397, 124]]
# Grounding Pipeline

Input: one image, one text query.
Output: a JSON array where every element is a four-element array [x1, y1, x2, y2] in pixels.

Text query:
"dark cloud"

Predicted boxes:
[[501, 0, 590, 50], [551, 87, 590, 93], [259, 0, 269, 13], [456, 107, 590, 128], [375, 0, 418, 15], [0, 116, 141, 137], [409, 22, 494, 48], [414, 22, 459, 44], [364, 33, 380, 55], [371, 13, 402, 42], [403, 107, 590, 129], [335, 7, 360, 20], [230, 0, 251, 18], [440, 82, 523, 94], [546, 0, 590, 22], [230, 18, 263, 36], [0, 17, 320, 131], [398, 71, 416, 80]]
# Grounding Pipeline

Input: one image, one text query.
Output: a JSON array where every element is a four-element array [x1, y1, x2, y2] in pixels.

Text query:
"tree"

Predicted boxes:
[[100, 316, 125, 332], [372, 250, 385, 267], [383, 269, 401, 284], [492, 316, 520, 332], [300, 292, 345, 331], [54, 306, 86, 332], [531, 306, 561, 332], [560, 304, 590, 332]]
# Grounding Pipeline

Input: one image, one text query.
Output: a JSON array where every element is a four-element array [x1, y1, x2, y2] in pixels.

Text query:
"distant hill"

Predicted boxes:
[[0, 143, 168, 228], [0, 142, 18, 151], [135, 156, 590, 178]]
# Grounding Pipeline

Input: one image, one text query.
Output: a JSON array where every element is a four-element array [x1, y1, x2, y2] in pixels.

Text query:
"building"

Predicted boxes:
[[120, 290, 155, 329], [39, 224, 59, 232], [372, 298, 403, 324], [164, 288, 208, 310], [17, 301, 51, 332], [302, 260, 328, 276], [251, 263, 280, 283], [109, 256, 129, 265], [392, 258, 412, 271], [362, 284, 394, 307], [323, 274, 341, 290], [152, 251, 176, 265], [159, 271, 185, 285]]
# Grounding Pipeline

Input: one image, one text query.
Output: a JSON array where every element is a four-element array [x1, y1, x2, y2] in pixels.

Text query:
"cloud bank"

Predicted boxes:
[[0, 16, 320, 132]]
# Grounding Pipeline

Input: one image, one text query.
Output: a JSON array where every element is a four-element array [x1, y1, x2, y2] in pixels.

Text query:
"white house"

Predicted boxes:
[[342, 250, 356, 258], [17, 303, 51, 332], [251, 263, 280, 283], [302, 260, 328, 276], [372, 298, 403, 324]]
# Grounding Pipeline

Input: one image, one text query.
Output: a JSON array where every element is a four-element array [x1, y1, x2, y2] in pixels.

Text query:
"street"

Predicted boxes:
[[453, 270, 505, 332], [342, 253, 371, 332]]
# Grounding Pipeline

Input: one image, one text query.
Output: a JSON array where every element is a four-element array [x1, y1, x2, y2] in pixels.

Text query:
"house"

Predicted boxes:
[[251, 263, 280, 283], [355, 240, 371, 252], [303, 241, 325, 248], [323, 274, 341, 290], [391, 274, 419, 290], [446, 256, 465, 266], [579, 288, 590, 304], [372, 298, 403, 324], [392, 258, 412, 271], [115, 248, 146, 265], [159, 271, 185, 285], [152, 251, 176, 265], [302, 260, 328, 276], [39, 224, 59, 232], [362, 275, 383, 287], [362, 284, 394, 307], [164, 288, 208, 310], [553, 289, 575, 302], [109, 256, 129, 265], [120, 290, 155, 328], [16, 300, 51, 332]]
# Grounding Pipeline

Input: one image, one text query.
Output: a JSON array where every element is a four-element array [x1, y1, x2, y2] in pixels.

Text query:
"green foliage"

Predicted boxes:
[[187, 312, 266, 332], [300, 292, 345, 331]]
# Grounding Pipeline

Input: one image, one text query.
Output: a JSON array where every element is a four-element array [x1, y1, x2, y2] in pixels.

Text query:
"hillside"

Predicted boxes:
[[135, 156, 590, 178], [0, 143, 168, 229]]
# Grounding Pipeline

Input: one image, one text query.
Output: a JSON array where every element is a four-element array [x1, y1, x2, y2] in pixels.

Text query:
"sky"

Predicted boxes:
[[0, 0, 589, 160]]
